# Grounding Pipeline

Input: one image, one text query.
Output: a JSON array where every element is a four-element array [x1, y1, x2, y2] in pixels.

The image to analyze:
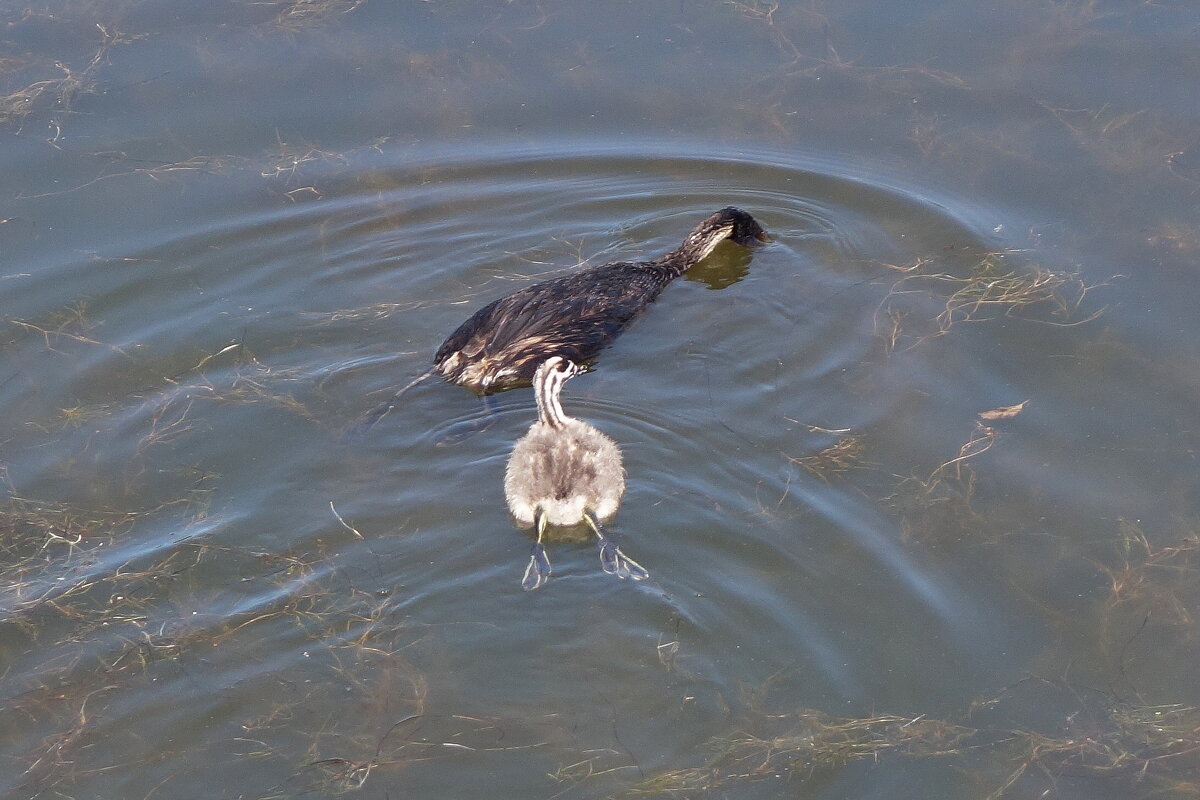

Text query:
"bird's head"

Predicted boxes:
[[710, 206, 770, 247], [537, 356, 581, 381]]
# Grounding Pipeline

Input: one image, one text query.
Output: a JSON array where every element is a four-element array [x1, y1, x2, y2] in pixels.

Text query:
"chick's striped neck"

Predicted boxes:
[[534, 363, 571, 429]]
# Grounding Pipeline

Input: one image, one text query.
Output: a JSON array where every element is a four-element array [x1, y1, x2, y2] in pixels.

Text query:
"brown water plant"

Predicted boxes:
[[628, 677, 1200, 799], [971, 679, 1200, 800], [0, 17, 141, 132], [627, 708, 974, 796], [0, 485, 220, 796], [1093, 520, 1200, 693], [135, 339, 326, 446], [5, 300, 129, 358], [0, 491, 207, 616], [1101, 520, 1200, 629], [1039, 102, 1184, 177], [876, 253, 1105, 353], [785, 433, 865, 482], [886, 421, 998, 547], [252, 0, 368, 35]]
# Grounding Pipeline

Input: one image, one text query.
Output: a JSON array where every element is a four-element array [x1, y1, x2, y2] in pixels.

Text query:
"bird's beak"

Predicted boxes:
[[733, 230, 771, 247]]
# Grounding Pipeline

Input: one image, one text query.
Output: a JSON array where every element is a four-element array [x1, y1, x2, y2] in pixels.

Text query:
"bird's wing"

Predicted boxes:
[[434, 266, 663, 370]]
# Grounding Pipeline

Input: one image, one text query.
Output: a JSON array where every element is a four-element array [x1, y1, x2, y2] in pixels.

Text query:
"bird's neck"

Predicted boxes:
[[535, 371, 570, 429], [653, 223, 735, 277]]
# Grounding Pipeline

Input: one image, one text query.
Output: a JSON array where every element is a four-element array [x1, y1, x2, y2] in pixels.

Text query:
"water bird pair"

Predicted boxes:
[[495, 208, 767, 589], [353, 207, 769, 589]]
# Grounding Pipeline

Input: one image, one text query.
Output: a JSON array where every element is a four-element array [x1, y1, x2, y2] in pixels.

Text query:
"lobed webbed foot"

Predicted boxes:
[[587, 510, 648, 582], [599, 538, 621, 575], [598, 538, 649, 582], [613, 548, 649, 581], [521, 542, 552, 591]]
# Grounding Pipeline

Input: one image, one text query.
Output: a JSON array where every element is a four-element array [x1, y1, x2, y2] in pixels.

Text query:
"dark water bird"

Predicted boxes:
[[437, 206, 768, 393], [350, 207, 767, 433], [504, 356, 647, 591]]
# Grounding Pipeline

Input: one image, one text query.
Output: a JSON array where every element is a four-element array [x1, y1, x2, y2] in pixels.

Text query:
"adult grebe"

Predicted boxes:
[[504, 356, 648, 591], [438, 206, 768, 393], [349, 208, 767, 434]]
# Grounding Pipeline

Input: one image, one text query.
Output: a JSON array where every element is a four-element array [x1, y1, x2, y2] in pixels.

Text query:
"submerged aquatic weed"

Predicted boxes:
[[3, 495, 425, 799], [1100, 520, 1200, 628], [785, 434, 865, 481], [882, 408, 1034, 545], [627, 708, 974, 796], [254, 0, 368, 34], [1040, 102, 1174, 176], [0, 492, 206, 616], [0, 482, 220, 795], [886, 421, 998, 546], [628, 678, 1200, 799], [5, 300, 130, 358], [974, 679, 1200, 800], [781, 421, 866, 483], [717, 709, 975, 768], [876, 252, 1106, 353], [1093, 520, 1200, 694], [626, 766, 717, 795], [0, 18, 141, 131]]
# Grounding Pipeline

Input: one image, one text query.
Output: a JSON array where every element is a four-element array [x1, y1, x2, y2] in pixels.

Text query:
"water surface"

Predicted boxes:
[[3, 2, 1200, 798]]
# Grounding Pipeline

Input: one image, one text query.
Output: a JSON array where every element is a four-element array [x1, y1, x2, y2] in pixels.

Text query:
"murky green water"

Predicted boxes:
[[3, 2, 1200, 798]]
